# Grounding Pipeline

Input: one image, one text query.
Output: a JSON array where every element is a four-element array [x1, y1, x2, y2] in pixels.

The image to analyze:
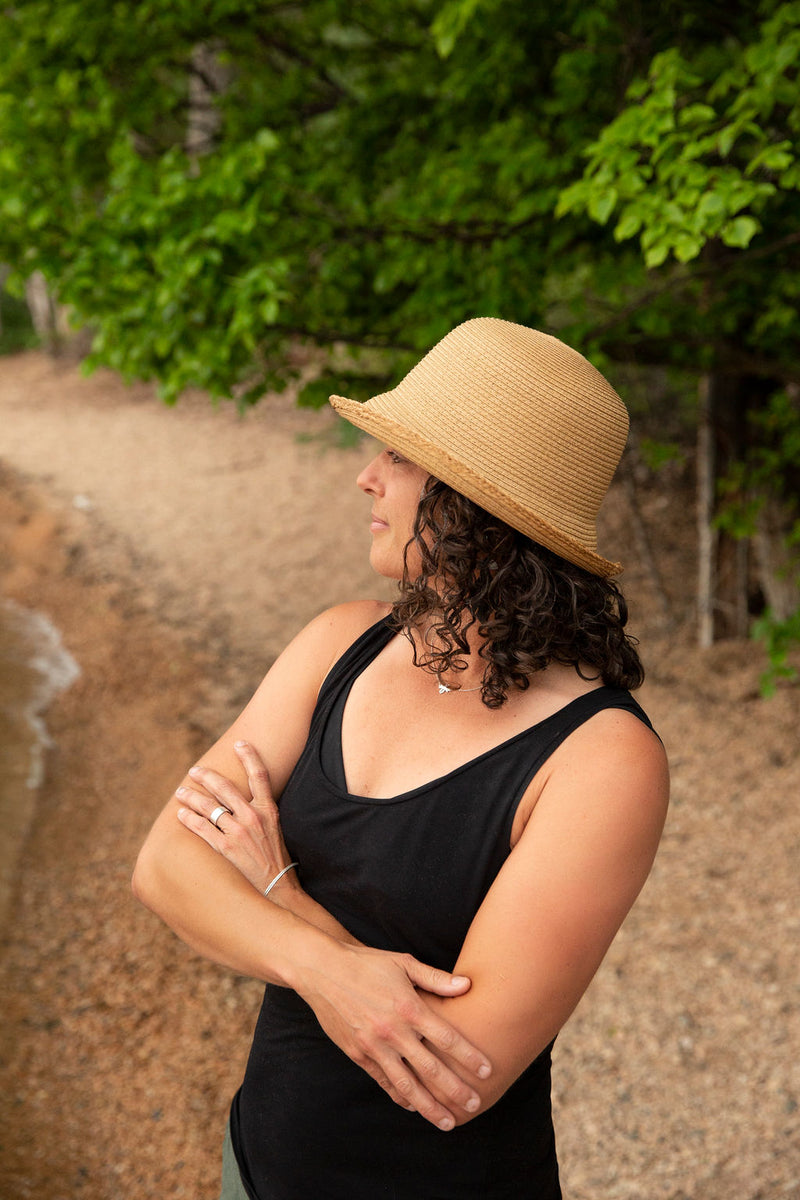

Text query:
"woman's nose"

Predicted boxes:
[[356, 453, 384, 495]]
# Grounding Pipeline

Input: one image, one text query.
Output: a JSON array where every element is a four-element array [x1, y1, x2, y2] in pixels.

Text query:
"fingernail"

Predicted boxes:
[[478, 1064, 491, 1079], [438, 1117, 454, 1132], [177, 807, 186, 818], [451, 975, 469, 985], [465, 1097, 479, 1113], [175, 786, 186, 796], [188, 766, 202, 777], [234, 740, 247, 749]]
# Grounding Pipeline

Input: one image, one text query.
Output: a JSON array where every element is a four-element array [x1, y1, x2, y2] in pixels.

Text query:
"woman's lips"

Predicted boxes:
[[370, 513, 389, 532]]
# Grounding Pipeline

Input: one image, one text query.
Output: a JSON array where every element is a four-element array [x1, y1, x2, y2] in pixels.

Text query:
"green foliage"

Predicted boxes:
[[715, 390, 800, 539], [637, 437, 686, 472], [431, 0, 492, 58], [557, 3, 800, 268], [0, 0, 798, 413], [0, 287, 38, 355], [751, 608, 800, 695], [715, 389, 800, 685], [0, 0, 749, 401]]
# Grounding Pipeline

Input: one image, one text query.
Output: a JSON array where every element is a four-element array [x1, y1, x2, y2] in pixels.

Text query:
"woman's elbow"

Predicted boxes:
[[131, 850, 151, 906], [131, 838, 165, 911]]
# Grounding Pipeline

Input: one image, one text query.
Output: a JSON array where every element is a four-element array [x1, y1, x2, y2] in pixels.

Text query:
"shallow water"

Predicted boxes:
[[0, 599, 80, 929]]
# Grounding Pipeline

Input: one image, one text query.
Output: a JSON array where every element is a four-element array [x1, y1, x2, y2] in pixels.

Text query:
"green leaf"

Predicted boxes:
[[430, 0, 484, 58], [644, 240, 670, 268], [718, 125, 737, 157], [721, 215, 760, 247], [678, 102, 716, 126], [674, 232, 703, 262], [588, 188, 617, 225], [613, 206, 642, 241], [297, 378, 336, 409]]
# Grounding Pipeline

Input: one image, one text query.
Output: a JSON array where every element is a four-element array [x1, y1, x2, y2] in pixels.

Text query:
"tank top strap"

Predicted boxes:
[[319, 616, 395, 700], [537, 684, 655, 743], [310, 616, 395, 734]]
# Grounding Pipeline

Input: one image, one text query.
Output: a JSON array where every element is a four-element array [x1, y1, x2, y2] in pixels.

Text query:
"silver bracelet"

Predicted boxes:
[[263, 862, 299, 898]]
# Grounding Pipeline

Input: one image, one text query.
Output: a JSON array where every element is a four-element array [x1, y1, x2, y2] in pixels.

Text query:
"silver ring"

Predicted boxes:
[[209, 805, 230, 830]]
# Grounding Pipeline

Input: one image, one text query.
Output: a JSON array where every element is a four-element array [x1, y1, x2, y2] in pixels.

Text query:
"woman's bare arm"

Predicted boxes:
[[132, 602, 373, 960], [132, 600, 491, 1130], [416, 708, 670, 1124]]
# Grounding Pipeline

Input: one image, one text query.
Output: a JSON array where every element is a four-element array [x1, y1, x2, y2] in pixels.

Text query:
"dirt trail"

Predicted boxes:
[[0, 350, 797, 1199]]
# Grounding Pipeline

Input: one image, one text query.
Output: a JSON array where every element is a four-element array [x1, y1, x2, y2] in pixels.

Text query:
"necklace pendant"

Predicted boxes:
[[437, 681, 451, 694]]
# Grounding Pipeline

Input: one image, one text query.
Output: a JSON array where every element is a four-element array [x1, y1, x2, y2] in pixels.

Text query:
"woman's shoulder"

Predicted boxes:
[[282, 600, 392, 685], [546, 697, 667, 779], [231, 602, 393, 758], [540, 701, 669, 826], [307, 599, 392, 651]]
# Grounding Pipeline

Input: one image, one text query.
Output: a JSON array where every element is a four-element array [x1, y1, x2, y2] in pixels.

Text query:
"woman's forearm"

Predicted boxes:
[[267, 882, 362, 945], [132, 811, 356, 980], [133, 805, 490, 1131]]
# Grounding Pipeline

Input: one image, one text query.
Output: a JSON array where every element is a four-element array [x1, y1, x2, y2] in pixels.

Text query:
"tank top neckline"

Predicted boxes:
[[321, 617, 621, 806]]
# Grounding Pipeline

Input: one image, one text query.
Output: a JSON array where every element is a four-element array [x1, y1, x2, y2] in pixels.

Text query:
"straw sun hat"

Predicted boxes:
[[329, 317, 629, 577]]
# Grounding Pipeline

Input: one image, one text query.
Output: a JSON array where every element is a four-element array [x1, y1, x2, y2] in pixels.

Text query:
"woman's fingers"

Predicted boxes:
[[233, 740, 276, 808], [175, 798, 228, 848], [175, 783, 232, 826], [186, 764, 249, 816], [360, 1055, 457, 1130], [402, 957, 472, 997], [412, 1007, 491, 1087], [404, 1032, 484, 1116], [175, 755, 294, 895], [175, 780, 272, 890], [311, 945, 489, 1127], [358, 1060, 416, 1115], [400, 956, 492, 1083]]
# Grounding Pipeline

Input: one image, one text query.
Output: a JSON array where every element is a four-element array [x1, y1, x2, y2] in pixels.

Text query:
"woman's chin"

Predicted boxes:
[[368, 549, 403, 581]]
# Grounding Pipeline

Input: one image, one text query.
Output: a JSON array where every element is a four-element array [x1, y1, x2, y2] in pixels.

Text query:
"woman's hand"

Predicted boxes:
[[295, 940, 491, 1131], [176, 740, 297, 897]]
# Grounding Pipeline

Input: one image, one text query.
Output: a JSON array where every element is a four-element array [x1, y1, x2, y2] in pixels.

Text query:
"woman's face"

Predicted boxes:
[[356, 448, 430, 580]]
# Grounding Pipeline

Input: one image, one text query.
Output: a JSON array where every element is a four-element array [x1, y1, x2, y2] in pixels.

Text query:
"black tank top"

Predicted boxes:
[[229, 617, 654, 1200]]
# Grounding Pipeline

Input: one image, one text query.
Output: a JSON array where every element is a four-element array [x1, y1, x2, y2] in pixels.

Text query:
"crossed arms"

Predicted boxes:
[[132, 601, 668, 1130]]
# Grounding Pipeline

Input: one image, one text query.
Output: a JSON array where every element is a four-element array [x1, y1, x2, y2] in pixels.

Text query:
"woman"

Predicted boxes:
[[133, 318, 669, 1199]]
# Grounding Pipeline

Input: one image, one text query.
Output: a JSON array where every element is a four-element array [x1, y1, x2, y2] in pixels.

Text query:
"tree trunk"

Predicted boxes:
[[24, 270, 71, 354], [0, 264, 8, 336], [620, 445, 673, 627], [697, 372, 799, 644], [697, 371, 754, 644], [753, 496, 800, 621], [186, 42, 231, 162], [25, 271, 58, 350], [696, 374, 717, 648]]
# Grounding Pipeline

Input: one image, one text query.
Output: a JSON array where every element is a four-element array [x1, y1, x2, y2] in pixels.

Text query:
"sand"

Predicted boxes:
[[0, 350, 797, 1199]]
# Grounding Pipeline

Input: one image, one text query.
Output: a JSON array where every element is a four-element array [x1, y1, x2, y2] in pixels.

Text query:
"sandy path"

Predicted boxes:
[[0, 352, 392, 669], [0, 351, 798, 1199]]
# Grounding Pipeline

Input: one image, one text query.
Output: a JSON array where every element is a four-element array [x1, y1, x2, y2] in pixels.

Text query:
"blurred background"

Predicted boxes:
[[0, 2, 798, 1197]]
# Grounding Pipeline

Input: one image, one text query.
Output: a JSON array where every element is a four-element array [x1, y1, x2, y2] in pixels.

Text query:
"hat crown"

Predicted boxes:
[[331, 318, 629, 575]]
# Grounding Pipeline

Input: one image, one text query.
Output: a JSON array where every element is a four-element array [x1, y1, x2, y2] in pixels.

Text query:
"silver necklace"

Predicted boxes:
[[436, 674, 483, 695]]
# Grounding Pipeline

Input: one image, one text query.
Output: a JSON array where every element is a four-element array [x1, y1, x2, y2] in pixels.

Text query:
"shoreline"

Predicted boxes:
[[0, 465, 236, 1198], [0, 596, 80, 931]]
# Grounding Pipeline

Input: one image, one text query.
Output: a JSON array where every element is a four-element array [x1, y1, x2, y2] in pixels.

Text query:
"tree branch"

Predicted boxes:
[[252, 28, 350, 100]]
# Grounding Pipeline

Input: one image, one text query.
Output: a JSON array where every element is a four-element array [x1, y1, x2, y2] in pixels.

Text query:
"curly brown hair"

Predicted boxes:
[[391, 479, 644, 709]]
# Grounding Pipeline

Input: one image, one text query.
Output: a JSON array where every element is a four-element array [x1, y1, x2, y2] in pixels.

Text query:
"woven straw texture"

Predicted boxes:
[[330, 318, 629, 576]]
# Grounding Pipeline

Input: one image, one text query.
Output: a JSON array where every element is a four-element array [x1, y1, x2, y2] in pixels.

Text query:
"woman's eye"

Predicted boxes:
[[386, 449, 406, 464]]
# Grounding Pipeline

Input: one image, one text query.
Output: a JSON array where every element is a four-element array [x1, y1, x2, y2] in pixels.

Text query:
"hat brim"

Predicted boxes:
[[330, 394, 622, 577]]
